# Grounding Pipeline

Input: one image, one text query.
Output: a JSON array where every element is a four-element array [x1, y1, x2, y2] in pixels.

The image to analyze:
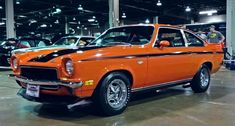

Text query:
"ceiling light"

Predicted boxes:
[[185, 6, 191, 12], [16, 1, 20, 4], [73, 17, 76, 21], [54, 19, 59, 24], [88, 19, 95, 22], [145, 19, 150, 24], [78, 4, 83, 11], [0, 6, 3, 9], [0, 22, 5, 25], [84, 27, 87, 30], [92, 16, 96, 19], [156, 0, 162, 6], [77, 26, 80, 29], [122, 13, 126, 18], [18, 15, 27, 18], [199, 10, 217, 16], [30, 19, 37, 23], [40, 24, 47, 28]]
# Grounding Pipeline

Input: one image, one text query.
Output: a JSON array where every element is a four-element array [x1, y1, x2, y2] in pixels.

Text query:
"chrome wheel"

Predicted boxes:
[[106, 79, 127, 109], [200, 68, 209, 87]]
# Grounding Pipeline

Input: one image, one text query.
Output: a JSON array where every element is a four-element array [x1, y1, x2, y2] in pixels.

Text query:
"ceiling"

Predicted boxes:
[[0, 0, 226, 39]]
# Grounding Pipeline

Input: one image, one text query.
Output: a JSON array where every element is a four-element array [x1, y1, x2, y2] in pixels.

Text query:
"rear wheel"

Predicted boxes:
[[93, 72, 131, 116], [191, 65, 211, 93]]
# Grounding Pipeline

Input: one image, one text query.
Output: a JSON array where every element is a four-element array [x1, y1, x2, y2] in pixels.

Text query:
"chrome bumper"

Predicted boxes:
[[8, 74, 83, 89]]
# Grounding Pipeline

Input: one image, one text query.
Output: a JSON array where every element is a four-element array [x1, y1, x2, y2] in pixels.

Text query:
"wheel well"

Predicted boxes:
[[92, 70, 133, 97], [203, 62, 213, 71], [101, 70, 133, 86]]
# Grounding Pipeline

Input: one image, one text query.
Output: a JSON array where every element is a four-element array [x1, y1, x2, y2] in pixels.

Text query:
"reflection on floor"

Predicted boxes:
[[0, 68, 235, 126]]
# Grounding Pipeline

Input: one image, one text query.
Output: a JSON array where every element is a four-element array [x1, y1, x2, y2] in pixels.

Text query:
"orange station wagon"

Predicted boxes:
[[9, 24, 224, 116]]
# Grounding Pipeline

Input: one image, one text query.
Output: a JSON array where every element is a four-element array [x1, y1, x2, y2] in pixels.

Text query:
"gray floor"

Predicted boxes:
[[0, 67, 235, 126]]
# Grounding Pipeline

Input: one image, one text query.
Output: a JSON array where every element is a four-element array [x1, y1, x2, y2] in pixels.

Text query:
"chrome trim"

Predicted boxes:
[[8, 74, 83, 89], [132, 78, 192, 92]]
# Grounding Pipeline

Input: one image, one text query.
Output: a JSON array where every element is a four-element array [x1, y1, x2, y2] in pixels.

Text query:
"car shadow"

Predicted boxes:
[[27, 85, 234, 125]]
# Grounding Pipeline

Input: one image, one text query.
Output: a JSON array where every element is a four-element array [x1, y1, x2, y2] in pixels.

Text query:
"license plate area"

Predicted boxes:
[[26, 84, 40, 97]]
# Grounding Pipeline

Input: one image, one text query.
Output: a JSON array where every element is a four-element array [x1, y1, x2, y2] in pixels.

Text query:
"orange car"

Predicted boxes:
[[9, 24, 223, 116]]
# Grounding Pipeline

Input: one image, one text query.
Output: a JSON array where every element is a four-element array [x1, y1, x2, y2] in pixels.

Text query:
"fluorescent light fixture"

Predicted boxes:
[[145, 19, 150, 24], [30, 19, 37, 23], [0, 22, 5, 25], [18, 15, 27, 18], [199, 10, 217, 16], [122, 13, 126, 18], [40, 24, 47, 28], [78, 4, 83, 11], [156, 0, 162, 6], [88, 19, 95, 22], [185, 6, 191, 12]]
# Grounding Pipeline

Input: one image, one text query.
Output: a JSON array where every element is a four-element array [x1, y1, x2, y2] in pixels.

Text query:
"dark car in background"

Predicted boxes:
[[0, 38, 51, 66]]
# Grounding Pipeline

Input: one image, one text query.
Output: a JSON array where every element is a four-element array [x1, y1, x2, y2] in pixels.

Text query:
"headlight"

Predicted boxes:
[[63, 58, 74, 76], [11, 57, 18, 71]]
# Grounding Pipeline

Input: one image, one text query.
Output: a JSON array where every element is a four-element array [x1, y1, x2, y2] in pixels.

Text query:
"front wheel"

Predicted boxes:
[[93, 72, 131, 116], [191, 65, 211, 93]]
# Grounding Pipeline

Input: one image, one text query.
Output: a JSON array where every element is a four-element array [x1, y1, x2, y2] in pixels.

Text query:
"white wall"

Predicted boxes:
[[198, 14, 226, 23]]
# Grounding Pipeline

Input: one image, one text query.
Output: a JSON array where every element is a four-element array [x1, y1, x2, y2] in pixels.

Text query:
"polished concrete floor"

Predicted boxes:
[[0, 67, 235, 126]]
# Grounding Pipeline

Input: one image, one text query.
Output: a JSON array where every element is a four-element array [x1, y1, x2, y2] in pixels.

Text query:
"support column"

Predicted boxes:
[[5, 0, 15, 38], [226, 0, 235, 55], [153, 16, 159, 24], [109, 0, 119, 28], [65, 16, 69, 34]]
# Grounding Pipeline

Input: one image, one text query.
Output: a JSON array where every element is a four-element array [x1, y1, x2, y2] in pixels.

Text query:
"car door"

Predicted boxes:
[[146, 28, 194, 86]]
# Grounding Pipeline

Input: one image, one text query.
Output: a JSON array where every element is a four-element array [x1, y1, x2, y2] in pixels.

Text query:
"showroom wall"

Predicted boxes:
[[198, 14, 226, 23]]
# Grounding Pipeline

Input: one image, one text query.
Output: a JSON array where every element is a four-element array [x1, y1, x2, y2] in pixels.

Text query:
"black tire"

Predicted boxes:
[[191, 65, 211, 93], [93, 72, 131, 116]]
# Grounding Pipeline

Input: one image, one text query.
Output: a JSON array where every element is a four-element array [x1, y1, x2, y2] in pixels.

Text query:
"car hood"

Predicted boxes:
[[16, 45, 126, 65]]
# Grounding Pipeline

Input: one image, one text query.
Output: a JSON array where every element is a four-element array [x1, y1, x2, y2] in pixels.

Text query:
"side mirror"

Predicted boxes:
[[159, 40, 170, 48]]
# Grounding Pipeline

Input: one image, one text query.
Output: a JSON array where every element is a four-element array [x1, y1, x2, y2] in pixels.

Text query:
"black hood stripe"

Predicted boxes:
[[29, 46, 107, 62]]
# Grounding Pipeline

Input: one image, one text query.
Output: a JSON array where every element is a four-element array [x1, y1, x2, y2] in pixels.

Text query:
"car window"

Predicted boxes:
[[156, 28, 185, 47], [37, 41, 47, 47], [90, 26, 154, 46], [17, 41, 31, 48], [184, 32, 204, 47], [78, 38, 94, 46]]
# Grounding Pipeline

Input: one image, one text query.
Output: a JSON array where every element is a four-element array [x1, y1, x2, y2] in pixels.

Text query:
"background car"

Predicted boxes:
[[0, 38, 51, 66], [53, 36, 95, 46]]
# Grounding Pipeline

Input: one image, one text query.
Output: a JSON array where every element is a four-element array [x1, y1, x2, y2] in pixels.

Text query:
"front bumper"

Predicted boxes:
[[8, 74, 83, 89], [17, 88, 80, 104]]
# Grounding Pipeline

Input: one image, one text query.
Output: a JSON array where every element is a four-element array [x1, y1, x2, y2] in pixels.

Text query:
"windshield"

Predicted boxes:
[[53, 37, 78, 46], [89, 26, 154, 46]]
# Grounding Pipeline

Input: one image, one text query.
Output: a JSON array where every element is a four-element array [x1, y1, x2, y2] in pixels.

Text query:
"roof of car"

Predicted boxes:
[[62, 35, 95, 38]]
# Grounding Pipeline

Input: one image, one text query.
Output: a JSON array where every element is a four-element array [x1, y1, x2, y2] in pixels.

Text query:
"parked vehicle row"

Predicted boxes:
[[9, 24, 223, 116], [0, 36, 95, 66]]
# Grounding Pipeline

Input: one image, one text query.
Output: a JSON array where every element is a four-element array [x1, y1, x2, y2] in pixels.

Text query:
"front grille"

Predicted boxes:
[[20, 66, 58, 81]]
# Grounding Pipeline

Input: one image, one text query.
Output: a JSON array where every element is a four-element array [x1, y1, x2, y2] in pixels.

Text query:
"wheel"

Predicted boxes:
[[191, 65, 211, 93], [93, 72, 131, 116]]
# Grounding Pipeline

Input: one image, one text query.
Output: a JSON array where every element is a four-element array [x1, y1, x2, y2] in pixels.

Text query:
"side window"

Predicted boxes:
[[184, 32, 204, 47], [156, 28, 185, 47], [37, 41, 46, 47], [17, 41, 31, 48]]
